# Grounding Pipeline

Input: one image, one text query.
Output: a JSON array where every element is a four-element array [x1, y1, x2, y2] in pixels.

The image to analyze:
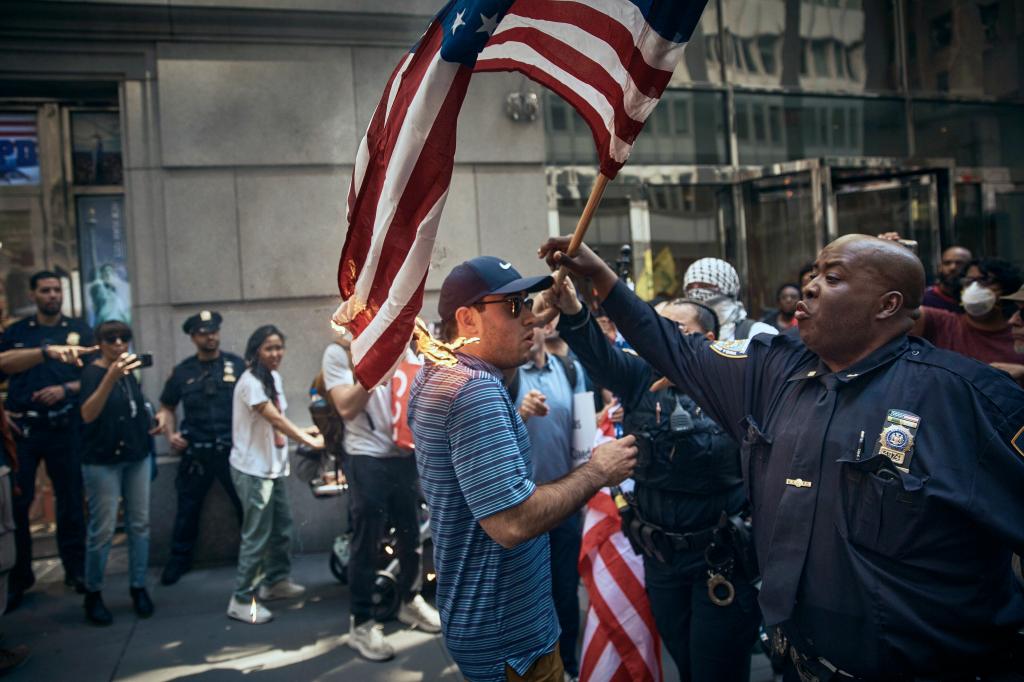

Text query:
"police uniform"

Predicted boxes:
[[559, 309, 761, 681], [0, 314, 93, 592], [158, 311, 243, 576], [600, 280, 1024, 680]]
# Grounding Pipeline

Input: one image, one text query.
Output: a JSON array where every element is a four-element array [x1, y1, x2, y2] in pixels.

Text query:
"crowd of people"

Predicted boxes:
[[0, 231, 1020, 681]]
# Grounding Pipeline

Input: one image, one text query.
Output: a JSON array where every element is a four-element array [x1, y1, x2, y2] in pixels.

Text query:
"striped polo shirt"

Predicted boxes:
[[409, 352, 559, 682]]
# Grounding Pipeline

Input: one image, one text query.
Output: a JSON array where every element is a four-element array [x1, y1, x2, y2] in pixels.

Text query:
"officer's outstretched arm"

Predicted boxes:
[[601, 281, 754, 441], [558, 308, 652, 411]]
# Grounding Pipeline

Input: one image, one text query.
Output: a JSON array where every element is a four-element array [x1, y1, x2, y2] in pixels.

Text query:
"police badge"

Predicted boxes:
[[66, 331, 81, 346], [223, 360, 236, 383], [873, 409, 921, 472]]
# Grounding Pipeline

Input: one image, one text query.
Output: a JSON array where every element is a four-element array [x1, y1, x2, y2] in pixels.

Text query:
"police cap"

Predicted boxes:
[[182, 310, 222, 335]]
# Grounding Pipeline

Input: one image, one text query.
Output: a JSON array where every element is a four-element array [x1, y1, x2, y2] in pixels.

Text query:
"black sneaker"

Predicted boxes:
[[84, 591, 113, 626], [130, 587, 154, 619], [160, 563, 189, 586], [63, 574, 86, 594], [0, 645, 29, 676]]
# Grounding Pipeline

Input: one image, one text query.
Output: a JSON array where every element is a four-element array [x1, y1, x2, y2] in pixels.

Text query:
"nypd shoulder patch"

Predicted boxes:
[[1012, 425, 1024, 459], [710, 338, 751, 359]]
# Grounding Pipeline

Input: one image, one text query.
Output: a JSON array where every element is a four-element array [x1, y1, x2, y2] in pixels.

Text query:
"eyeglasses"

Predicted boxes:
[[476, 296, 534, 319], [102, 333, 132, 344]]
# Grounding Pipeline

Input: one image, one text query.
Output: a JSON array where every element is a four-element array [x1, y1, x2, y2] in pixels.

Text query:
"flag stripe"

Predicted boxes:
[[499, 0, 675, 92], [484, 26, 654, 143], [348, 53, 414, 222], [579, 490, 663, 682], [339, 25, 444, 301]]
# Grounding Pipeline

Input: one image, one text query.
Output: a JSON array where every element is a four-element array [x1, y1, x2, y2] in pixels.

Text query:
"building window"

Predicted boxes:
[[70, 111, 122, 186], [929, 12, 952, 52]]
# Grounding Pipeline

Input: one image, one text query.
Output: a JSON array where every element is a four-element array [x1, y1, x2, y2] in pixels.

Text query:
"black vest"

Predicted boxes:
[[626, 386, 742, 496]]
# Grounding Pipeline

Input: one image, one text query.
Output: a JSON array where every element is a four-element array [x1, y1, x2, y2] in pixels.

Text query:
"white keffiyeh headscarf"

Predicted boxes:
[[683, 258, 750, 341]]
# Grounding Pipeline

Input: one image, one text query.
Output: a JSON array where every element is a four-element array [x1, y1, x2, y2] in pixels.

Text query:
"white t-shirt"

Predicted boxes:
[[229, 369, 290, 478], [321, 343, 403, 458]]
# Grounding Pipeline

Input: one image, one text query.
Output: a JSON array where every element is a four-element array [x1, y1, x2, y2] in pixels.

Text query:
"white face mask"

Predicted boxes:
[[961, 281, 997, 317]]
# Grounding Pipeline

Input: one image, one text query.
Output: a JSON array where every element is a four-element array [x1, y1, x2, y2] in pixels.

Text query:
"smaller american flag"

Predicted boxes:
[[579, 484, 663, 682]]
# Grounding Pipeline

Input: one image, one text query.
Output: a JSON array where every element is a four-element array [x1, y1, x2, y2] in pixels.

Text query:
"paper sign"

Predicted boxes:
[[571, 391, 596, 468]]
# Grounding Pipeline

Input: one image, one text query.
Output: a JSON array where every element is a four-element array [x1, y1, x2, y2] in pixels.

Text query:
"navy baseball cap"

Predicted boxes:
[[438, 256, 553, 320]]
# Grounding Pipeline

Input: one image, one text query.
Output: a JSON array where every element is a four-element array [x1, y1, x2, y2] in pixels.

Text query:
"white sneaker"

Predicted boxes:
[[226, 596, 273, 624], [258, 579, 306, 601], [347, 617, 395, 661], [397, 594, 441, 633]]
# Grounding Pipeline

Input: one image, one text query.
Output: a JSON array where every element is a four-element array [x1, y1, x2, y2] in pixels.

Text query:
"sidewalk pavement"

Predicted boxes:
[[4, 547, 775, 681]]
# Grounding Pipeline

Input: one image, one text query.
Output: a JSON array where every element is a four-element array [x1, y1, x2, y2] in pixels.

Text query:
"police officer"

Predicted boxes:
[[541, 235, 1024, 680], [1, 271, 95, 605], [548, 286, 760, 681], [154, 310, 243, 585]]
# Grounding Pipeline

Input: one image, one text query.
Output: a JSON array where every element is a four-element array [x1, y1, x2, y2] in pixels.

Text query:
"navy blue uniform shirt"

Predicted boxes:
[[1, 315, 95, 413], [158, 352, 243, 445], [602, 281, 1024, 679]]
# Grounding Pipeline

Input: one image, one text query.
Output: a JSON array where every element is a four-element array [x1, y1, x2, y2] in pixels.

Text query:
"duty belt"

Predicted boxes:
[[188, 441, 230, 451], [771, 627, 857, 682]]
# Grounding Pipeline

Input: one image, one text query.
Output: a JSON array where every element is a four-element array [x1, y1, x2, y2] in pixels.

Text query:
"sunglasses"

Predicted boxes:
[[102, 333, 132, 344], [476, 296, 534, 319]]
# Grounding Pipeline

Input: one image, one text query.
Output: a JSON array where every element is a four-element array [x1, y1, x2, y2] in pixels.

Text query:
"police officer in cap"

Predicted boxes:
[[154, 310, 243, 585], [541, 234, 1024, 680], [1, 270, 95, 605], [542, 283, 761, 681]]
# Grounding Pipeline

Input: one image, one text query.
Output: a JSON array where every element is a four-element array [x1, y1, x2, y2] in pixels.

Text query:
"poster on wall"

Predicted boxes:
[[77, 195, 132, 327], [0, 113, 39, 186]]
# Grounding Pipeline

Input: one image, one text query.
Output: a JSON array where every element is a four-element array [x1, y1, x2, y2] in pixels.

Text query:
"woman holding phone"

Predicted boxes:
[[79, 320, 155, 625], [226, 325, 324, 624]]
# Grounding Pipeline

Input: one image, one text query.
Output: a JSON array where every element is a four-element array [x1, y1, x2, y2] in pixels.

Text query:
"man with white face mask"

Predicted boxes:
[[682, 258, 777, 341], [912, 258, 1023, 373]]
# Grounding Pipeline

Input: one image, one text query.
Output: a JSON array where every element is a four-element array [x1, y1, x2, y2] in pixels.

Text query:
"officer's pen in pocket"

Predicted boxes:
[[854, 430, 865, 461]]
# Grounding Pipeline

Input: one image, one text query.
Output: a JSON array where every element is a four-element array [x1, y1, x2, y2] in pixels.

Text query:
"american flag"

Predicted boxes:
[[579, 485, 663, 682], [333, 0, 709, 387]]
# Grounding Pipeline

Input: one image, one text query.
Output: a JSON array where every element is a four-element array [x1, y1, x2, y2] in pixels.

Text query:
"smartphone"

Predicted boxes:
[[136, 353, 154, 369]]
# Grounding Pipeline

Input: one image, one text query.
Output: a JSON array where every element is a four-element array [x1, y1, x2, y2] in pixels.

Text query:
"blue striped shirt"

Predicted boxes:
[[409, 353, 559, 682]]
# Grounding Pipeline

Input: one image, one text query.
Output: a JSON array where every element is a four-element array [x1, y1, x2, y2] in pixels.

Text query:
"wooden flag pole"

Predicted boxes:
[[555, 173, 610, 285]]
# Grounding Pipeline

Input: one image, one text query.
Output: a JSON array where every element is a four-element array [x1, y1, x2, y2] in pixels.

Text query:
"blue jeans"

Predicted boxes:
[[548, 513, 582, 676], [83, 459, 151, 592]]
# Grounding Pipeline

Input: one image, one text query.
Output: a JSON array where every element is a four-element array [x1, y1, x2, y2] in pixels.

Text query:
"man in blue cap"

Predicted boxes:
[[154, 310, 244, 585], [409, 256, 637, 682]]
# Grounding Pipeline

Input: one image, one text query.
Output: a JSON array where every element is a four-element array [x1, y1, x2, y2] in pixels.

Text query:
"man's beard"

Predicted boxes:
[[39, 301, 61, 315]]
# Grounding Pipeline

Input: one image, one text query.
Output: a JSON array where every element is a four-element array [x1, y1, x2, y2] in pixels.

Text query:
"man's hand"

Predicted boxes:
[[598, 395, 622, 421], [588, 434, 637, 486], [538, 238, 618, 301], [539, 272, 583, 316], [31, 385, 66, 406], [991, 362, 1024, 384], [519, 389, 549, 422], [167, 432, 189, 450], [46, 344, 99, 367]]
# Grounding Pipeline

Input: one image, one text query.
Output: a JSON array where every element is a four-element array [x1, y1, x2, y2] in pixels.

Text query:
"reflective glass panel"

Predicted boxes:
[[741, 171, 820, 315], [721, 0, 900, 94], [736, 93, 906, 165], [912, 100, 1024, 168], [544, 91, 728, 166], [904, 0, 1023, 99]]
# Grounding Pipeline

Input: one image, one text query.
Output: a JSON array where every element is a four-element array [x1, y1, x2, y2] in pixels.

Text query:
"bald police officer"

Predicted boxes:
[[540, 234, 1024, 680], [155, 311, 244, 585]]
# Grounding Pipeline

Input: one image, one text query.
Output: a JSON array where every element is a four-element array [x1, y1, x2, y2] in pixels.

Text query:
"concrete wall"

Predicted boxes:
[[1, 0, 551, 561]]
